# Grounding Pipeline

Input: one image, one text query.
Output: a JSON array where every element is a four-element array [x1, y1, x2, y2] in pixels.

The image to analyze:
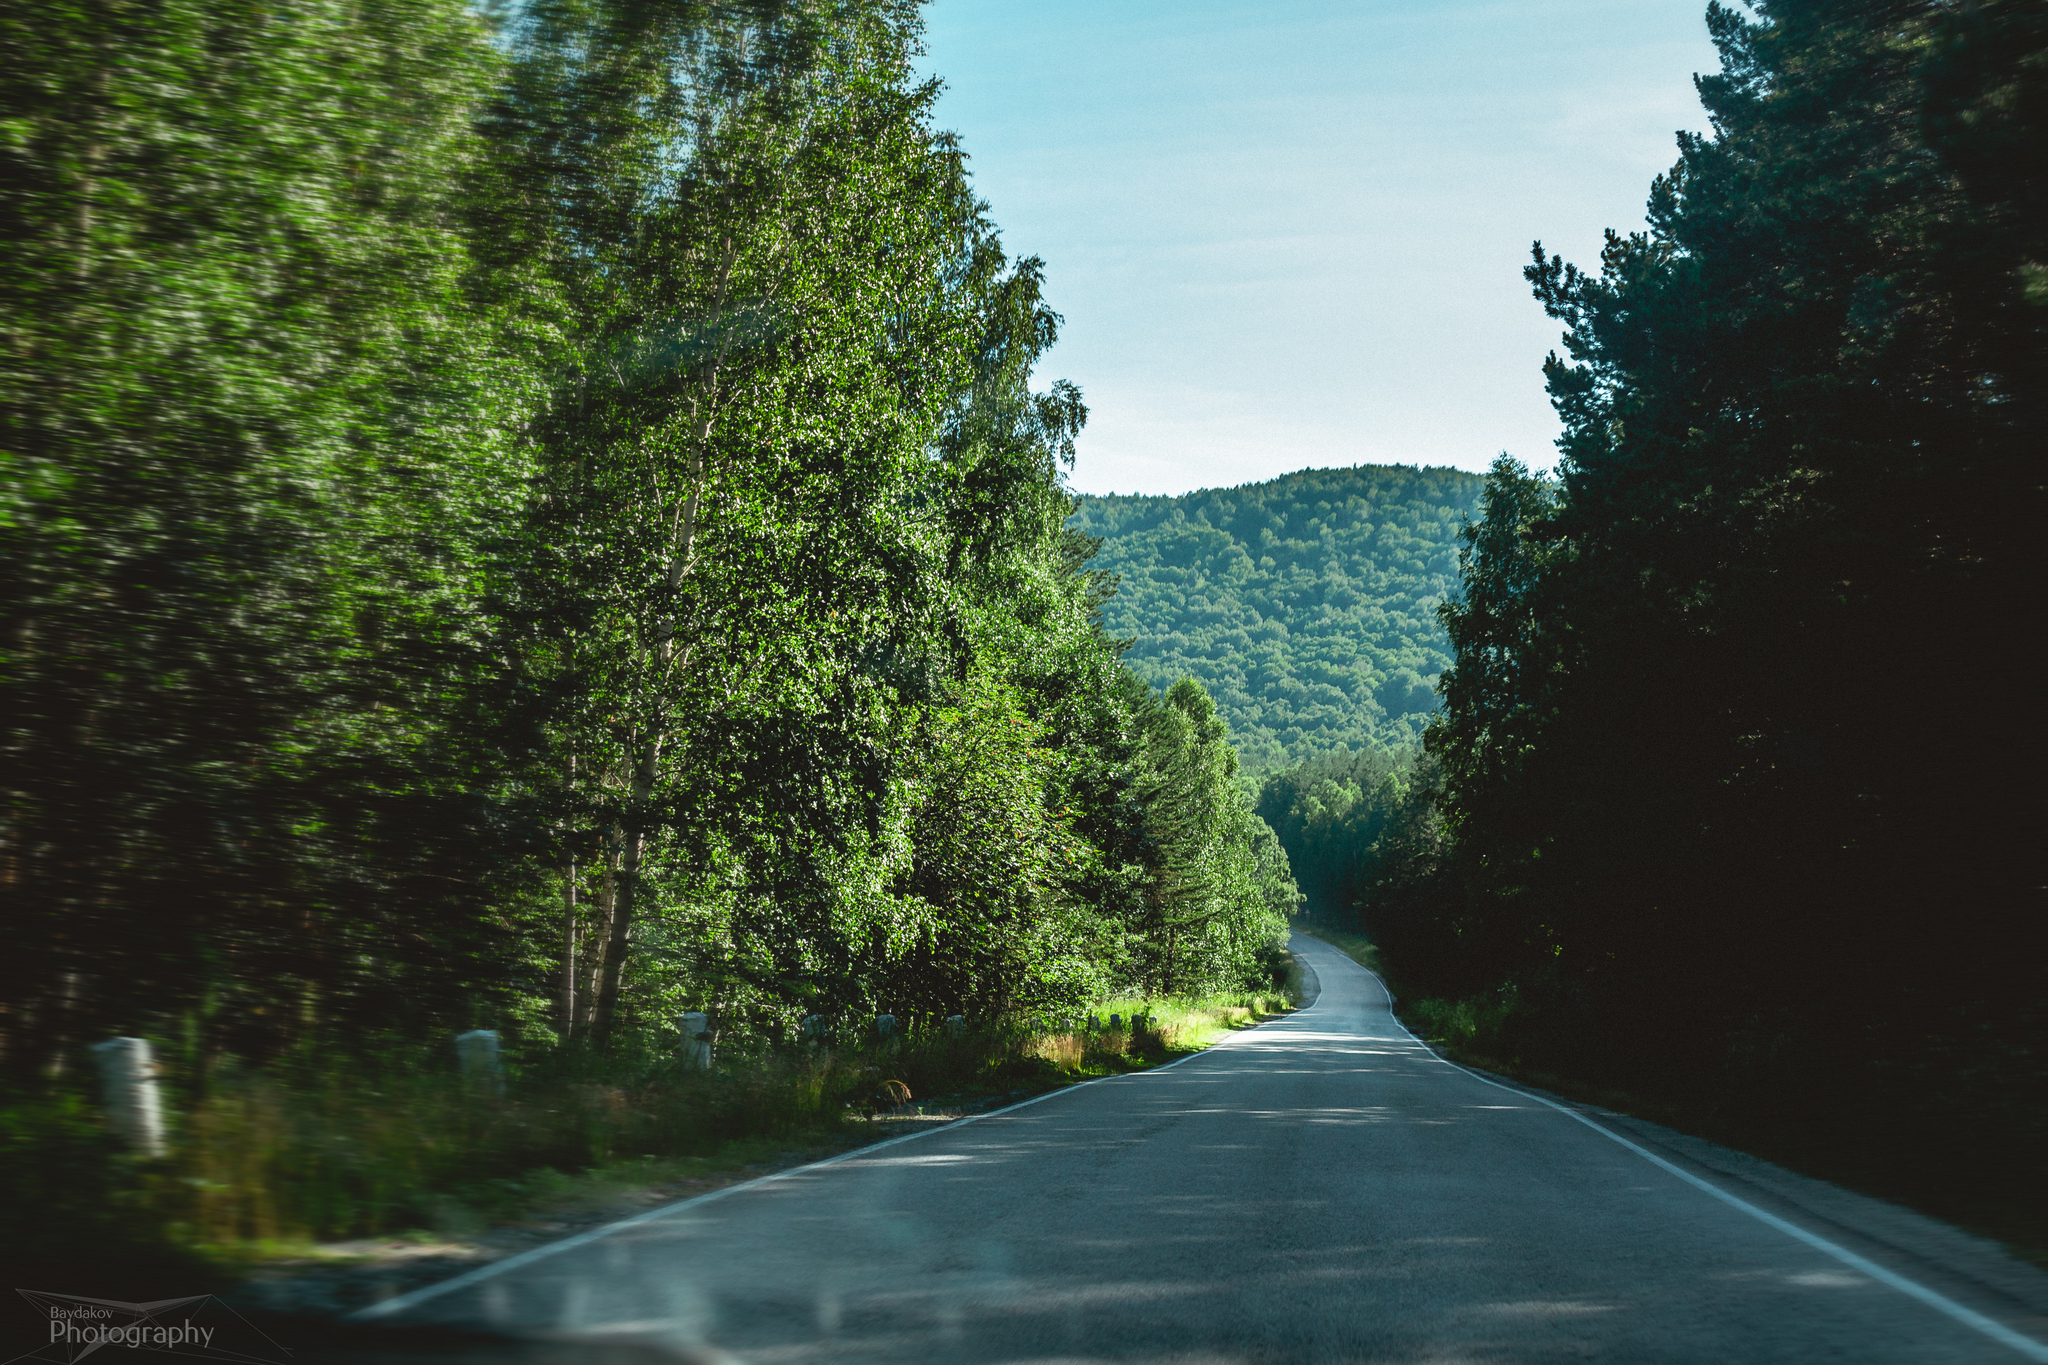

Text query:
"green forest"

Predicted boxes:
[[3, 0, 2043, 1296], [1264, 0, 2046, 1251], [0, 0, 1295, 1274], [1072, 465, 1481, 770]]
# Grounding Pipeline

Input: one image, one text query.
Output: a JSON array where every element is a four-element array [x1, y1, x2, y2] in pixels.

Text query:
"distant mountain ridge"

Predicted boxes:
[[1071, 464, 1484, 773]]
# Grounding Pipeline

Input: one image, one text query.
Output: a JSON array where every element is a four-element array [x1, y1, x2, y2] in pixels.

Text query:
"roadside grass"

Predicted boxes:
[[1024, 991, 1296, 1076], [225, 1136, 850, 1269], [1121, 992, 1296, 1054], [2, 971, 1305, 1288]]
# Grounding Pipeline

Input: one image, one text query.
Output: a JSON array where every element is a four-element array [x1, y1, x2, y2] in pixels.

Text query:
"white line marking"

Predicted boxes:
[[1313, 944, 2048, 1363], [350, 1001, 1300, 1322]]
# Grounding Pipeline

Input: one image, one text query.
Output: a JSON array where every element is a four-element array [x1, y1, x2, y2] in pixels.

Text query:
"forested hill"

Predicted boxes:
[[1071, 465, 1483, 772]]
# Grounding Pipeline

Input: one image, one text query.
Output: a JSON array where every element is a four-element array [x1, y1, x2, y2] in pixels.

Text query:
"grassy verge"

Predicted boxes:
[[1, 984, 1300, 1294], [1031, 990, 1296, 1074]]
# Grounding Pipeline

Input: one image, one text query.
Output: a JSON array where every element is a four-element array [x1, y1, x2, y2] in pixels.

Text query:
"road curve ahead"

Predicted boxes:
[[368, 935, 2048, 1362]]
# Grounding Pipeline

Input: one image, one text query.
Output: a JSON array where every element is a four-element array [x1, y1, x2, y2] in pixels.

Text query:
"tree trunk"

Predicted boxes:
[[560, 754, 579, 1040], [580, 838, 618, 1031], [560, 857, 578, 1040], [591, 752, 657, 1051], [584, 244, 738, 1052]]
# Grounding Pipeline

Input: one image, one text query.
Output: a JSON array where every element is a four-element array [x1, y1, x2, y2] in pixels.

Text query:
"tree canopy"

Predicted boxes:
[[0, 0, 1295, 1078], [1348, 0, 2046, 1246]]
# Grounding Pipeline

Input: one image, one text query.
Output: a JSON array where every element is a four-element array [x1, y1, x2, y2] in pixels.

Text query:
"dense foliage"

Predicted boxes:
[[0, 0, 535, 1063], [0, 0, 1294, 1082], [1071, 465, 1481, 771], [1252, 747, 1411, 924], [1360, 0, 2046, 1243]]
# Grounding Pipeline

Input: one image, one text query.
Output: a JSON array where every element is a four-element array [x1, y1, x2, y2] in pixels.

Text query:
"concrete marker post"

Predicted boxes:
[[90, 1038, 167, 1158], [680, 1012, 713, 1070], [455, 1029, 503, 1096]]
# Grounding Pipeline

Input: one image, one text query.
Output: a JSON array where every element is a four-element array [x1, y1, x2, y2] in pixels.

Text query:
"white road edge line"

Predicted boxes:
[[1333, 950, 2048, 1364], [349, 1000, 1301, 1323]]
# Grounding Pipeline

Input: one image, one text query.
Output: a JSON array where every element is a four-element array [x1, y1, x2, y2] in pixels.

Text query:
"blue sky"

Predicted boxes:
[[916, 0, 1724, 495]]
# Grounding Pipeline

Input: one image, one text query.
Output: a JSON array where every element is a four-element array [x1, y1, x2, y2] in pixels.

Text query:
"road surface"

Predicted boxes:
[[363, 934, 2048, 1362]]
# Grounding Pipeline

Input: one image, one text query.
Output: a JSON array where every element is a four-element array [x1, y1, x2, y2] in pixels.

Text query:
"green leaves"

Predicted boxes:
[[1073, 466, 1484, 770], [0, 0, 534, 1059], [2, 0, 1298, 1076], [1395, 3, 2048, 1225]]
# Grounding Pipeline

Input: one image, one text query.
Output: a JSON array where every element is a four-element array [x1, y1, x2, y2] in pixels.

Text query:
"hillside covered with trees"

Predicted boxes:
[[0, 0, 1294, 1147], [1287, 0, 2046, 1250], [1071, 465, 1482, 771]]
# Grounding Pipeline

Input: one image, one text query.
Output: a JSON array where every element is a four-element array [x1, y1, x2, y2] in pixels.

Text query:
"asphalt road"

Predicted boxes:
[[364, 935, 2048, 1362]]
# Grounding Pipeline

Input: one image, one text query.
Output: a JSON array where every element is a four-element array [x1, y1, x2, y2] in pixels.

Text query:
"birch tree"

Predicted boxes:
[[495, 0, 992, 1047]]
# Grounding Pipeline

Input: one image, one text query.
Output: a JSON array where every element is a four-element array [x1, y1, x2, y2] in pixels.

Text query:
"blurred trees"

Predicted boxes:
[[0, 0, 1295, 1078], [0, 0, 539, 1064]]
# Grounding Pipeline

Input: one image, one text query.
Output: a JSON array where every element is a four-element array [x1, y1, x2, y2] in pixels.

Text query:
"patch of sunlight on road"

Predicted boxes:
[[1233, 1030, 1402, 1045], [1788, 1271, 1867, 1288], [1403, 1237, 1492, 1246], [1173, 1106, 1400, 1123]]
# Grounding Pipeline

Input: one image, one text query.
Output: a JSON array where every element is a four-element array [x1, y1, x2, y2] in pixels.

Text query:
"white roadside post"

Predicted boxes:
[[455, 1029, 503, 1096], [875, 1014, 896, 1042], [681, 1012, 713, 1070], [90, 1038, 167, 1158], [945, 1014, 965, 1037]]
